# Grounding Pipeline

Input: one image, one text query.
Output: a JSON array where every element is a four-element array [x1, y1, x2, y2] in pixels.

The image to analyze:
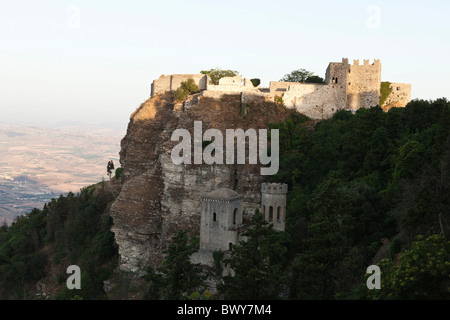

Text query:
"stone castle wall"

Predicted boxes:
[[282, 83, 346, 119], [149, 58, 411, 120], [151, 74, 208, 96], [346, 59, 382, 110], [200, 198, 242, 251], [383, 82, 412, 109]]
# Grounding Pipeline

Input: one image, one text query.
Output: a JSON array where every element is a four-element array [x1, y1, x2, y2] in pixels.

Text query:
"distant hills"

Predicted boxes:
[[0, 122, 124, 224]]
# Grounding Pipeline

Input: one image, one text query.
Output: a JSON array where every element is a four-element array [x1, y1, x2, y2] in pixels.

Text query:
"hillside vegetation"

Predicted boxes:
[[0, 98, 449, 299]]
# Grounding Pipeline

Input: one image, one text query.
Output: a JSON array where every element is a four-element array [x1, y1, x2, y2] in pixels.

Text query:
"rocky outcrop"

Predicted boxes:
[[110, 93, 298, 272]]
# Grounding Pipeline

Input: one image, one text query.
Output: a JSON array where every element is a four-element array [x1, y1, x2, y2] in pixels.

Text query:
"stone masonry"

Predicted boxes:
[[150, 58, 411, 120]]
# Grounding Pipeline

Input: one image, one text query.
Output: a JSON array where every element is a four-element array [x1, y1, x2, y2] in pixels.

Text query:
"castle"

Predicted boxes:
[[191, 182, 288, 268], [150, 58, 411, 120]]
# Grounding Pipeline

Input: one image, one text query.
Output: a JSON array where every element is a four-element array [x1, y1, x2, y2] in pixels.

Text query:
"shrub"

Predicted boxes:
[[380, 82, 392, 106], [174, 79, 200, 101], [115, 168, 124, 179], [250, 78, 261, 87]]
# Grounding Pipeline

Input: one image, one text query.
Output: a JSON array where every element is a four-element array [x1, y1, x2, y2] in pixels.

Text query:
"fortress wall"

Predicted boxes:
[[383, 82, 412, 108], [269, 81, 302, 96], [151, 74, 208, 97], [171, 74, 208, 91], [206, 76, 243, 92], [283, 83, 346, 120], [346, 59, 382, 109], [202, 90, 240, 99], [151, 75, 172, 96]]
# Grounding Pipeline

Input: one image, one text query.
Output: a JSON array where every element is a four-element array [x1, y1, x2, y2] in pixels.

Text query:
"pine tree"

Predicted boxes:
[[219, 211, 288, 299], [143, 230, 205, 300]]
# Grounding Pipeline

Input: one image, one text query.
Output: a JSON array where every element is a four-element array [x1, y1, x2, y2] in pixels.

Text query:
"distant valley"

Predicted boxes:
[[0, 122, 124, 225]]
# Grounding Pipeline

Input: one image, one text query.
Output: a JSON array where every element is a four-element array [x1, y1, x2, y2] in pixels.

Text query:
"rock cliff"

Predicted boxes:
[[110, 93, 298, 272]]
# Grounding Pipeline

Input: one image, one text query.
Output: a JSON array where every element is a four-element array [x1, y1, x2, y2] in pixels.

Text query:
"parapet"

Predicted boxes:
[[261, 183, 288, 195], [350, 59, 381, 67]]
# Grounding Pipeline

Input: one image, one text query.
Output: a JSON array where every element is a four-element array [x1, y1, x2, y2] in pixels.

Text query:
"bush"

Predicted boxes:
[[174, 78, 200, 101], [250, 78, 261, 87], [200, 68, 239, 85], [115, 168, 124, 179], [380, 82, 392, 106]]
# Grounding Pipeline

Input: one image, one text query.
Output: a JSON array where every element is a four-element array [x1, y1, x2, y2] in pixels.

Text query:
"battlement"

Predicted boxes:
[[351, 59, 381, 67], [261, 182, 288, 195], [150, 58, 410, 120]]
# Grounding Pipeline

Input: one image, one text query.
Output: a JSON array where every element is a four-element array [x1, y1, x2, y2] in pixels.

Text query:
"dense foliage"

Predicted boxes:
[[174, 78, 201, 101], [280, 68, 325, 84], [1, 98, 449, 300], [142, 230, 205, 300], [219, 211, 289, 300], [0, 183, 118, 299], [270, 98, 450, 299], [380, 82, 393, 106]]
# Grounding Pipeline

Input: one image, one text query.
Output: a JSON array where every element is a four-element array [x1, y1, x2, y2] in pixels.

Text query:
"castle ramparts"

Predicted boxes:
[[150, 58, 411, 120]]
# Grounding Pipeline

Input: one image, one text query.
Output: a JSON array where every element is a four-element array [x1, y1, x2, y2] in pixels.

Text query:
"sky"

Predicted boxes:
[[1, 0, 449, 127]]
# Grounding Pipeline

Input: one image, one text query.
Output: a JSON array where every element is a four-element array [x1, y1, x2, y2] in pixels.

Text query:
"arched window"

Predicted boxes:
[[269, 206, 273, 222], [229, 243, 233, 251], [277, 207, 281, 222], [233, 208, 237, 225], [213, 212, 217, 222]]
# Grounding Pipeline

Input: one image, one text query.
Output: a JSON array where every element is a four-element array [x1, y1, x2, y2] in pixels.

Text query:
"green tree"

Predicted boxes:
[[143, 230, 205, 300], [280, 68, 313, 83], [305, 75, 325, 84], [368, 235, 450, 300], [250, 78, 261, 87], [200, 68, 239, 85], [219, 211, 288, 300], [107, 160, 114, 181], [291, 178, 354, 299], [174, 78, 201, 101]]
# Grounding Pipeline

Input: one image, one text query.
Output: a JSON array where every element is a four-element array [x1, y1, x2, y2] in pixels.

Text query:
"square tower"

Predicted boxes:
[[261, 183, 288, 231], [200, 188, 244, 251]]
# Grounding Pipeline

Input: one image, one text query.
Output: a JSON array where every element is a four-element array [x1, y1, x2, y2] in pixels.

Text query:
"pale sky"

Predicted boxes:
[[1, 0, 449, 127]]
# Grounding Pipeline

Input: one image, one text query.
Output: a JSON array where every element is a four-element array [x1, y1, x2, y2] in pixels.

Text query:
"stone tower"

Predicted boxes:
[[346, 59, 382, 110], [200, 188, 244, 251], [325, 58, 382, 111], [261, 183, 288, 231]]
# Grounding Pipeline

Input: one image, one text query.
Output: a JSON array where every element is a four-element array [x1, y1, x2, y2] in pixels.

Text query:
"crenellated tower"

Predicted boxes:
[[261, 183, 288, 231]]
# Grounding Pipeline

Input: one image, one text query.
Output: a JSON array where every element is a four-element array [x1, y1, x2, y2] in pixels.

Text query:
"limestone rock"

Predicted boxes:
[[110, 93, 297, 272]]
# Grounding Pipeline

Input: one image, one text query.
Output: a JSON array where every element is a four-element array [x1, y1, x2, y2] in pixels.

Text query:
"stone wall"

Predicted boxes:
[[282, 83, 346, 119], [150, 58, 410, 120], [151, 74, 208, 97], [346, 59, 382, 110], [269, 81, 301, 96], [383, 82, 412, 109], [325, 58, 349, 86], [200, 198, 242, 251]]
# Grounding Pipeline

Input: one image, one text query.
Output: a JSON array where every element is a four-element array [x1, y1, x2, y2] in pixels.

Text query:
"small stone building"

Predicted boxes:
[[261, 182, 288, 231], [191, 184, 288, 273], [199, 188, 244, 252]]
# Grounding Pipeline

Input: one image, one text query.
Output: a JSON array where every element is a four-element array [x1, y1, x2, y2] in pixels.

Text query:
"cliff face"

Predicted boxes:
[[110, 93, 297, 272]]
